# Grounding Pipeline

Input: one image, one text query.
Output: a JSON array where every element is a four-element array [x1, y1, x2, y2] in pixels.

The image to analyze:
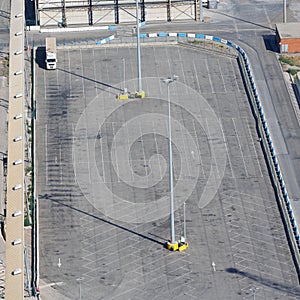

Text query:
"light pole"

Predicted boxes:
[[122, 57, 127, 94], [283, 0, 287, 23], [161, 75, 178, 245], [136, 0, 142, 92]]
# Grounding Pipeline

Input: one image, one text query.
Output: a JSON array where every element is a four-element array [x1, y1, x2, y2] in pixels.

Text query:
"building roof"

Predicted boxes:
[[276, 23, 300, 39]]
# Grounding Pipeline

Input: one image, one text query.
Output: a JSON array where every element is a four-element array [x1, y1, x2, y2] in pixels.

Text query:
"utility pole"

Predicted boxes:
[[161, 76, 187, 252], [136, 0, 142, 92], [161, 76, 178, 245], [283, 0, 286, 23]]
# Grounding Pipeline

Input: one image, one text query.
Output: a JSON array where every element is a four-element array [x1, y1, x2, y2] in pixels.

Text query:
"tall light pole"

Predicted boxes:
[[283, 0, 287, 23], [136, 0, 142, 92], [161, 75, 178, 245], [122, 57, 127, 94]]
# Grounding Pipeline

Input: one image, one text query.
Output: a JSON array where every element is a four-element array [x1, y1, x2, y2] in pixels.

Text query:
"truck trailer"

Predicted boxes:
[[45, 37, 57, 70]]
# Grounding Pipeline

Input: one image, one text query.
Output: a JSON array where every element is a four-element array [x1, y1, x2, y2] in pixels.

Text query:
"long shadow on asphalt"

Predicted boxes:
[[57, 68, 123, 95], [39, 193, 165, 247], [226, 268, 300, 297], [35, 47, 122, 95], [210, 11, 275, 31]]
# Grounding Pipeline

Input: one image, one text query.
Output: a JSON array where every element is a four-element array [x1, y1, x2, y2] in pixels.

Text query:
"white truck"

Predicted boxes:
[[45, 37, 57, 70]]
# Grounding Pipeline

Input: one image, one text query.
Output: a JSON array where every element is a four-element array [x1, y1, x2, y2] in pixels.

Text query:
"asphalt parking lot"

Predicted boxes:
[[35, 43, 300, 299]]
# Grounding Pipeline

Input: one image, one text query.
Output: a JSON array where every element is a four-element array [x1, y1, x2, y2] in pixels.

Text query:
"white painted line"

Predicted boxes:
[[80, 49, 92, 184], [179, 119, 192, 178], [246, 121, 263, 177], [67, 49, 72, 92], [111, 122, 121, 183], [192, 119, 205, 178], [217, 59, 227, 93], [125, 122, 134, 183], [205, 119, 220, 179], [205, 59, 214, 94], [220, 120, 234, 178], [232, 118, 249, 177], [176, 47, 188, 94], [45, 123, 48, 184], [139, 122, 149, 178], [59, 144, 63, 184], [152, 121, 163, 180], [263, 5, 271, 25], [72, 123, 77, 184]]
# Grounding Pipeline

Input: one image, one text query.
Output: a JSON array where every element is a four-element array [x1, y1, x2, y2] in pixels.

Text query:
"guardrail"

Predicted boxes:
[[235, 43, 300, 279]]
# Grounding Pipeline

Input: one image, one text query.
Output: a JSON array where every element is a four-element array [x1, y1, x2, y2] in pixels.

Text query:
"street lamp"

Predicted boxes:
[[283, 0, 287, 23], [136, 0, 142, 92], [122, 57, 127, 94], [161, 75, 178, 247]]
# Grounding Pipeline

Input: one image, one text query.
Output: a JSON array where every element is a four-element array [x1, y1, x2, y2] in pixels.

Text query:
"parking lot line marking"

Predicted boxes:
[[111, 122, 121, 183], [232, 118, 249, 177], [205, 59, 214, 94], [152, 121, 163, 180], [72, 123, 77, 183], [246, 121, 263, 177], [230, 59, 240, 93], [192, 119, 205, 178], [59, 143, 63, 184], [205, 119, 220, 179], [176, 46, 189, 96], [92, 49, 98, 96], [79, 49, 92, 184], [178, 120, 192, 179], [125, 122, 134, 183], [67, 49, 72, 92], [139, 122, 149, 177], [217, 59, 227, 94], [45, 123, 48, 184], [192, 61, 202, 94], [220, 119, 235, 178]]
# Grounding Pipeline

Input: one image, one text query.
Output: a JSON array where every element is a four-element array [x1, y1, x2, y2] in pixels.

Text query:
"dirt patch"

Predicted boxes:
[[279, 56, 300, 77], [0, 56, 9, 77]]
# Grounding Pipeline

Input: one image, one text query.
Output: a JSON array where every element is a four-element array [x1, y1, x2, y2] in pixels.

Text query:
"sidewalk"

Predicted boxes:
[[0, 74, 8, 299]]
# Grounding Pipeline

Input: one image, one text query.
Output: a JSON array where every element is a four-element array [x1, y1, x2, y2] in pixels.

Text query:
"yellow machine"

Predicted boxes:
[[117, 91, 145, 100], [166, 237, 189, 252]]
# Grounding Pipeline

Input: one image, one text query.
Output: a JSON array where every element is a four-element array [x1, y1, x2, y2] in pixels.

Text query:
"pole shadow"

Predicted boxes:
[[210, 10, 275, 31], [39, 193, 164, 247], [57, 68, 123, 95], [226, 267, 300, 297]]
